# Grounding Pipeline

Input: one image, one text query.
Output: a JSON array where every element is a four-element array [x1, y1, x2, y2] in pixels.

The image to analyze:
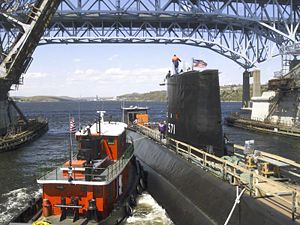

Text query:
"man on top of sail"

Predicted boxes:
[[172, 54, 181, 74]]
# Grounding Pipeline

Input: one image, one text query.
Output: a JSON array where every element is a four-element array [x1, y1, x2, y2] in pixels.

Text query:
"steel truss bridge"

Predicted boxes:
[[1, 0, 300, 70]]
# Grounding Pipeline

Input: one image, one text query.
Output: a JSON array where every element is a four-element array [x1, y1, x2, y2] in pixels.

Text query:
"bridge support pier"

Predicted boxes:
[[0, 90, 17, 136], [0, 100, 16, 136], [242, 71, 250, 108], [252, 69, 261, 98]]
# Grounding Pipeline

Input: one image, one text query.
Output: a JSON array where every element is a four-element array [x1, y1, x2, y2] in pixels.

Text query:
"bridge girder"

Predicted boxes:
[[1, 0, 300, 69], [40, 20, 279, 69]]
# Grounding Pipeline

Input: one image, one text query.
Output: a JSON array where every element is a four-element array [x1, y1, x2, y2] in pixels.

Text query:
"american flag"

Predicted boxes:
[[193, 59, 207, 68], [69, 116, 76, 133]]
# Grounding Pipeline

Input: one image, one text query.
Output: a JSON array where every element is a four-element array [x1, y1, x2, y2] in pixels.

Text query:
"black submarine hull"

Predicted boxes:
[[129, 130, 296, 225]]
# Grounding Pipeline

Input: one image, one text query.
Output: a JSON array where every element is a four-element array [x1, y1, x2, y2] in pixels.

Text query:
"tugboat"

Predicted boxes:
[[10, 111, 143, 224]]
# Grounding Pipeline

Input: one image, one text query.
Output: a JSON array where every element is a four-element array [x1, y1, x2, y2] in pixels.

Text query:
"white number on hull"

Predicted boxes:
[[168, 123, 176, 135]]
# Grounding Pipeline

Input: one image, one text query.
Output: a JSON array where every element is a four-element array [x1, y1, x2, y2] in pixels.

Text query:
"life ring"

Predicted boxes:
[[129, 194, 137, 207], [125, 202, 133, 216], [32, 220, 51, 225]]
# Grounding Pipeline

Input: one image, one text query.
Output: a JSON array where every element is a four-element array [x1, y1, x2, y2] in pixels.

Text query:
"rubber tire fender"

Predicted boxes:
[[129, 194, 137, 207], [125, 202, 133, 216], [139, 177, 146, 190], [136, 183, 143, 195]]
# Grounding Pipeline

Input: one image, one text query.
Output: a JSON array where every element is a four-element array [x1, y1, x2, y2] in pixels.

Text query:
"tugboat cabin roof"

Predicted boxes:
[[122, 106, 148, 111], [76, 121, 127, 137]]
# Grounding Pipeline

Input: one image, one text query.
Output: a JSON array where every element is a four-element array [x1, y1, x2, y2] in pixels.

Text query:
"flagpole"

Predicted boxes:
[[191, 58, 194, 71], [78, 96, 81, 130], [69, 113, 73, 168]]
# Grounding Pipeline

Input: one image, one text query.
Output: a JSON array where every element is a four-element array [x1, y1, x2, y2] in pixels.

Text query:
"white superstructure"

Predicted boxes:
[[76, 121, 128, 137]]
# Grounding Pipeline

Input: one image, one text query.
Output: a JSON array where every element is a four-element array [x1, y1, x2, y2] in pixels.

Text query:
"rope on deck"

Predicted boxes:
[[224, 186, 246, 225]]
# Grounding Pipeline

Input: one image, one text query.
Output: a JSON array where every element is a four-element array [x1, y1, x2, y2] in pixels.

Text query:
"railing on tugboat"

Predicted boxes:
[[134, 124, 300, 221], [39, 143, 134, 184], [106, 144, 134, 182]]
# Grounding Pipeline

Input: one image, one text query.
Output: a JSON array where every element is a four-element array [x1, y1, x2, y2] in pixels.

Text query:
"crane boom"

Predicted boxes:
[[0, 0, 60, 136], [0, 0, 61, 100]]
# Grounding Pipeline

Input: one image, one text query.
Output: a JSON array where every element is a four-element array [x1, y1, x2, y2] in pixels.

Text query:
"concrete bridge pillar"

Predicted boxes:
[[252, 69, 261, 97], [242, 71, 250, 108]]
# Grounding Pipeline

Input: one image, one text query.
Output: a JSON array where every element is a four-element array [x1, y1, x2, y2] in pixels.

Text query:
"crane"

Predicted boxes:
[[0, 0, 61, 135]]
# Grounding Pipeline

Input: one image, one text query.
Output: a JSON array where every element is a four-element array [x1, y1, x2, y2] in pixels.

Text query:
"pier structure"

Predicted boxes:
[[1, 0, 300, 131], [242, 69, 262, 108]]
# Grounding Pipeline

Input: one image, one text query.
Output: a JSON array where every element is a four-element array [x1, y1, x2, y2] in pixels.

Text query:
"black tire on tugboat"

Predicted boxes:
[[129, 194, 137, 207], [136, 160, 145, 177], [125, 202, 133, 216], [136, 183, 143, 195], [139, 177, 146, 190]]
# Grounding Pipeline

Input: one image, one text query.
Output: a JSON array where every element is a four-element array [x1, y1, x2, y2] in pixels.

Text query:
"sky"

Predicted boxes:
[[13, 43, 282, 98]]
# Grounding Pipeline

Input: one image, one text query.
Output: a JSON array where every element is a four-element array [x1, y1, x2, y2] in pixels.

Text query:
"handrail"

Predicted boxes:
[[39, 144, 134, 183], [135, 124, 299, 221], [234, 144, 300, 169]]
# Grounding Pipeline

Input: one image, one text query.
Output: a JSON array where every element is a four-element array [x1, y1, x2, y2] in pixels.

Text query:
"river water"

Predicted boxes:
[[0, 101, 299, 224]]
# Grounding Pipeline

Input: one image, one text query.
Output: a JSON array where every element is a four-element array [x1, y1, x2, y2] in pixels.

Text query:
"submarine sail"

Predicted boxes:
[[167, 70, 224, 156]]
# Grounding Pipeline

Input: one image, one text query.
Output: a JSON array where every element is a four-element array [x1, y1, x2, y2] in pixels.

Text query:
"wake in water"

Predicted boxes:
[[0, 187, 41, 224], [124, 192, 174, 225]]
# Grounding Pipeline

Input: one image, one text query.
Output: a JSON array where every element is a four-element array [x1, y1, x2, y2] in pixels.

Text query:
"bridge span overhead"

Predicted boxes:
[[0, 0, 299, 133], [1, 0, 300, 71]]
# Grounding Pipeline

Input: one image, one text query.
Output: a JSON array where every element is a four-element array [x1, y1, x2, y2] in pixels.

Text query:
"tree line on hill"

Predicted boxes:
[[117, 84, 268, 102]]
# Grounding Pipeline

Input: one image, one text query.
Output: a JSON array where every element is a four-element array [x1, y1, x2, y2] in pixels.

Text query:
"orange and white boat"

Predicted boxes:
[[34, 111, 144, 224]]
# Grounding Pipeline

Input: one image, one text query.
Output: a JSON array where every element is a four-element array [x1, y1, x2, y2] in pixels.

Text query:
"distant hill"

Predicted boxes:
[[117, 91, 167, 102], [117, 84, 268, 102], [12, 84, 268, 102], [220, 84, 268, 102], [12, 96, 77, 102]]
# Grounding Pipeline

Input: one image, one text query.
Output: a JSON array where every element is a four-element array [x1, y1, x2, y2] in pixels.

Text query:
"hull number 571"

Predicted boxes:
[[168, 123, 176, 135]]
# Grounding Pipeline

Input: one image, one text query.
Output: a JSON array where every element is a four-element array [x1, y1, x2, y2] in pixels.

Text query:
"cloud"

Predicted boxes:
[[70, 69, 102, 81], [68, 67, 169, 84], [74, 58, 81, 62], [107, 54, 119, 61], [26, 72, 48, 79]]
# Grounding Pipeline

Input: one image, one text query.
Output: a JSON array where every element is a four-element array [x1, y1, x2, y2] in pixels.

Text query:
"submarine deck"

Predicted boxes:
[[132, 124, 300, 223]]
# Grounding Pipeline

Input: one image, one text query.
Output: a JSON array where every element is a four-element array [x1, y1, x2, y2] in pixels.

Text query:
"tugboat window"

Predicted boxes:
[[107, 137, 114, 144]]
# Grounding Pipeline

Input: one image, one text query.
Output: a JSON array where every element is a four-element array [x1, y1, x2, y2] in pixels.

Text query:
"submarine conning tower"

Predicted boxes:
[[167, 70, 224, 157]]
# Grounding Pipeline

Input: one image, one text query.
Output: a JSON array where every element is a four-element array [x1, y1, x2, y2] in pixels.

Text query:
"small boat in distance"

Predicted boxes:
[[10, 111, 144, 224]]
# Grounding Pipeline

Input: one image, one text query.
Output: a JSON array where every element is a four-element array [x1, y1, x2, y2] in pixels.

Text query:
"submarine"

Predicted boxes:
[[128, 70, 299, 225]]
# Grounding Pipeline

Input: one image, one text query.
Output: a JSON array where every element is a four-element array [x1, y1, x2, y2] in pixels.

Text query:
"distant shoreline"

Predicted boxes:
[[12, 84, 261, 103]]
